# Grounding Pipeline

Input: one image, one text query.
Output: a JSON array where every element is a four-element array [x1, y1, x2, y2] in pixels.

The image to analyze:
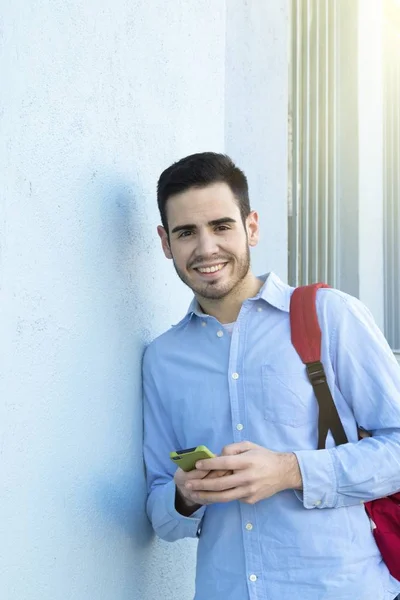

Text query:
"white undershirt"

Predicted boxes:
[[222, 321, 236, 335]]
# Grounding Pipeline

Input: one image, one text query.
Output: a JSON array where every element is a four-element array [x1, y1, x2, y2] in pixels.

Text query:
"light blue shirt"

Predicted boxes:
[[143, 273, 400, 600]]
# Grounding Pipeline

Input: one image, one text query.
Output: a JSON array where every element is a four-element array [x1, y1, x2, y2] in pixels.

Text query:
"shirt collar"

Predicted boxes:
[[258, 271, 292, 312], [178, 272, 292, 326]]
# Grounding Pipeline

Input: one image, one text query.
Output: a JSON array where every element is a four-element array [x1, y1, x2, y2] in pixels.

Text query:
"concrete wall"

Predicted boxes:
[[0, 1, 289, 598]]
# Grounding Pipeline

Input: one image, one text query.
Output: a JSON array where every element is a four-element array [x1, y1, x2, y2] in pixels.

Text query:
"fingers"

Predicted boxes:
[[195, 442, 254, 471], [174, 468, 210, 494], [195, 454, 248, 472], [175, 468, 212, 507], [221, 441, 254, 456], [176, 468, 210, 482], [191, 485, 251, 505], [185, 468, 210, 480], [195, 456, 233, 471], [186, 472, 244, 493], [205, 469, 232, 479]]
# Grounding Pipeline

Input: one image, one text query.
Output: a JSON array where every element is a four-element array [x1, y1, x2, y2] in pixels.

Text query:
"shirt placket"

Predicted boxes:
[[228, 306, 265, 600]]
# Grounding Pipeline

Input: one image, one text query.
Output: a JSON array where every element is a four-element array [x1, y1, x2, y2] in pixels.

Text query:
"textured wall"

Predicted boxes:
[[0, 1, 288, 598]]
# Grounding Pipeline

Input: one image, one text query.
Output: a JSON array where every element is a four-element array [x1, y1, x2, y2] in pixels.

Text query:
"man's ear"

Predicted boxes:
[[157, 226, 173, 259], [246, 211, 260, 247]]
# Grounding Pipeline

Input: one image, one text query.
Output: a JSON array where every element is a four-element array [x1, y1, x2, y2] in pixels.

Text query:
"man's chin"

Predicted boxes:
[[174, 265, 243, 300], [195, 282, 233, 301]]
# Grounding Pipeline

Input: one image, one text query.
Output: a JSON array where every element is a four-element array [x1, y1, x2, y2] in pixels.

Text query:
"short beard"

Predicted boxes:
[[172, 245, 251, 301]]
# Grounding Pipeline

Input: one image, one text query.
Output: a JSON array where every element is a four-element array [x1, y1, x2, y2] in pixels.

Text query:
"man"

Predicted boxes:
[[142, 152, 400, 600]]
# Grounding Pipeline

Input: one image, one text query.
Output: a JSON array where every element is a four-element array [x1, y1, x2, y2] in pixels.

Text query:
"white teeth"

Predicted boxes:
[[197, 264, 225, 274]]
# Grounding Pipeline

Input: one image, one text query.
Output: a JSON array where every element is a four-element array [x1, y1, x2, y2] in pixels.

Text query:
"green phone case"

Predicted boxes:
[[170, 445, 215, 472]]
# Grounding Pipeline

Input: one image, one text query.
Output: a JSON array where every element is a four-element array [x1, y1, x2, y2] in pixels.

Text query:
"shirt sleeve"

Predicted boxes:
[[293, 292, 400, 509], [142, 343, 206, 540]]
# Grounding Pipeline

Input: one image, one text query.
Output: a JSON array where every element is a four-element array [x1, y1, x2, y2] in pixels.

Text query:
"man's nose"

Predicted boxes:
[[197, 231, 219, 255]]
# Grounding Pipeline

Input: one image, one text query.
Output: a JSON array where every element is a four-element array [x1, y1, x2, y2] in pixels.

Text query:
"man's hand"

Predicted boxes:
[[174, 465, 232, 516], [183, 441, 303, 505]]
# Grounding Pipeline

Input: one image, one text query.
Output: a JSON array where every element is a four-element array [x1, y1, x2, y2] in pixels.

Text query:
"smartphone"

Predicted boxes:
[[170, 445, 215, 472]]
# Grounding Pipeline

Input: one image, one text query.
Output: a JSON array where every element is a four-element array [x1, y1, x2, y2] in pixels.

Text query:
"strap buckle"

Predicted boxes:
[[306, 361, 327, 386]]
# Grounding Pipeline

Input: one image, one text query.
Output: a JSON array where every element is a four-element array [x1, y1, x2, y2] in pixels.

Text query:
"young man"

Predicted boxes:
[[142, 152, 400, 600]]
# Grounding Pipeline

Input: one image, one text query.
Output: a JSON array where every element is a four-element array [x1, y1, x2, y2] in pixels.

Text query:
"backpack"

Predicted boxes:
[[290, 283, 400, 581]]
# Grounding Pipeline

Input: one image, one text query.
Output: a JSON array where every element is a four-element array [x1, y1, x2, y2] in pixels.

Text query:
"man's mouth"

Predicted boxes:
[[193, 262, 227, 275]]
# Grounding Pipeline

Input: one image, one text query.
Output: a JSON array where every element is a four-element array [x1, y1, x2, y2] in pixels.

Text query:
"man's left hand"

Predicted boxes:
[[185, 441, 302, 505]]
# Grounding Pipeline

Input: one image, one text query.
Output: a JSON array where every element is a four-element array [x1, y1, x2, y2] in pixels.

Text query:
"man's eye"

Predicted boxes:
[[178, 230, 193, 238], [216, 225, 230, 231]]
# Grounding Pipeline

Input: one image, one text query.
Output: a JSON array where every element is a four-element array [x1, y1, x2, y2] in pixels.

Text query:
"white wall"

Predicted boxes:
[[338, 0, 385, 329], [0, 1, 289, 598], [357, 0, 385, 329], [225, 0, 290, 280]]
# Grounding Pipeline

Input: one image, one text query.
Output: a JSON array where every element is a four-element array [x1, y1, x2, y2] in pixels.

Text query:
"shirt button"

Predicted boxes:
[[257, 307, 263, 312], [314, 500, 322, 506], [201, 321, 207, 327], [249, 574, 257, 582], [232, 372, 239, 380], [245, 522, 253, 531], [236, 423, 244, 431], [217, 330, 224, 337]]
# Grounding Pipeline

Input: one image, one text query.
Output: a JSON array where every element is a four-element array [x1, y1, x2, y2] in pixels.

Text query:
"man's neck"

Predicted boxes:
[[196, 273, 264, 324]]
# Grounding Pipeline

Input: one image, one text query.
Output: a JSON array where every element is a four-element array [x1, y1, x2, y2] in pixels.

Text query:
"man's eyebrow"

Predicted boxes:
[[170, 217, 237, 235], [208, 217, 237, 227], [170, 223, 197, 234]]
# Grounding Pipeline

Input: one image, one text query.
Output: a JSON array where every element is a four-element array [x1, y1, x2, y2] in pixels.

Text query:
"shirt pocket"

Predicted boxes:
[[262, 364, 314, 427]]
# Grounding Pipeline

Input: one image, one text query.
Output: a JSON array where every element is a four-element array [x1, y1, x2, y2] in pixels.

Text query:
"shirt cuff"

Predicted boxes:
[[293, 448, 338, 509], [164, 479, 206, 535]]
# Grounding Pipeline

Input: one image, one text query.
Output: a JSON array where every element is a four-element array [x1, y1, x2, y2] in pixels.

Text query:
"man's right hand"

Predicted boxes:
[[174, 466, 232, 516]]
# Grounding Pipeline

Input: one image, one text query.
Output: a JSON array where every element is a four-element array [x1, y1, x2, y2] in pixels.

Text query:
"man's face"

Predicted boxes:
[[157, 183, 259, 300]]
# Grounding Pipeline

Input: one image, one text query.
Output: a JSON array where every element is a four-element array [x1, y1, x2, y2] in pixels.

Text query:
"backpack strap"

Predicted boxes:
[[290, 283, 349, 449]]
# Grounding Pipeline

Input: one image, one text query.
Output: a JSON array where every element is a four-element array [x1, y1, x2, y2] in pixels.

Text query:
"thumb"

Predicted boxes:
[[221, 441, 254, 456]]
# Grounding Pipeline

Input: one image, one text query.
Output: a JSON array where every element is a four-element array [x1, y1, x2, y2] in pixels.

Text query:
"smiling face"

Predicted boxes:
[[157, 182, 259, 301]]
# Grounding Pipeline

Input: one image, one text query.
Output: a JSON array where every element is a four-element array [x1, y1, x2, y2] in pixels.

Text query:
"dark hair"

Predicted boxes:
[[157, 152, 250, 232]]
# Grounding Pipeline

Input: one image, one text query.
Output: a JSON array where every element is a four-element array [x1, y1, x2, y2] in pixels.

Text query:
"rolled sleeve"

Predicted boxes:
[[294, 291, 400, 509], [293, 448, 337, 509], [165, 480, 206, 532], [147, 479, 206, 541]]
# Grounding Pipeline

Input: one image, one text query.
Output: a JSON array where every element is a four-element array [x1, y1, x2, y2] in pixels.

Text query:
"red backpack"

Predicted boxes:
[[290, 283, 400, 581]]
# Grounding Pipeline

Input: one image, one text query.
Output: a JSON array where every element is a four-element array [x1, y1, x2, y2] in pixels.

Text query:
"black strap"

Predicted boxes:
[[306, 361, 349, 449]]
